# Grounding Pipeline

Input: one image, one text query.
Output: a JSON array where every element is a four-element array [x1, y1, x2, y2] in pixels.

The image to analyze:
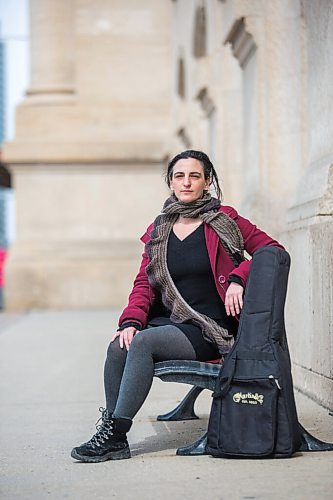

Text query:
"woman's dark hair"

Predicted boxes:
[[165, 150, 223, 200]]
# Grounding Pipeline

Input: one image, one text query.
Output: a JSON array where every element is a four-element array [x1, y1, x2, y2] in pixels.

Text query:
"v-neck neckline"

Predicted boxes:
[[172, 223, 203, 242]]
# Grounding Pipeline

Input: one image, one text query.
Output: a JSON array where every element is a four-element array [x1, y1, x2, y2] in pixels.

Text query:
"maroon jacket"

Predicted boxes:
[[118, 205, 284, 329]]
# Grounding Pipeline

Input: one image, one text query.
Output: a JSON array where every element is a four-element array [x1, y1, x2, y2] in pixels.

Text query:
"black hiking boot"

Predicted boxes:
[[71, 407, 132, 463]]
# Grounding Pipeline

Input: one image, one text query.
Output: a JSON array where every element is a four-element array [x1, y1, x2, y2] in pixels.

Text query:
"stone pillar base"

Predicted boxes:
[[5, 162, 167, 311], [5, 241, 142, 311], [283, 215, 333, 411], [293, 362, 333, 411]]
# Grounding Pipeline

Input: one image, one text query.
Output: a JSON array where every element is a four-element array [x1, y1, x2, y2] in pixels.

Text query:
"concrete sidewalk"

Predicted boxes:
[[0, 310, 332, 500]]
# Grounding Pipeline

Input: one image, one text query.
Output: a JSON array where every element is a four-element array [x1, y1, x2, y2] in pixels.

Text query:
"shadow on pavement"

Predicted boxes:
[[130, 418, 209, 456]]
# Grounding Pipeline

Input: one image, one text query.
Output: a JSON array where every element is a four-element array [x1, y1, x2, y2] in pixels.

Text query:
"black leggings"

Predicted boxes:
[[104, 325, 196, 419]]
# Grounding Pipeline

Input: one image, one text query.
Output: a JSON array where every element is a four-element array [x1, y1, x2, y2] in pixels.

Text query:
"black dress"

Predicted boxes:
[[147, 223, 238, 361]]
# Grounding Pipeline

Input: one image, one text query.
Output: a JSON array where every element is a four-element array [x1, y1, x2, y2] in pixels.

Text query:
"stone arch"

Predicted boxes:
[[193, 5, 207, 58]]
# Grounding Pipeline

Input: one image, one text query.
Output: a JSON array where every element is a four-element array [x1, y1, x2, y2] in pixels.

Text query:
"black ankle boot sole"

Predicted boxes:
[[71, 447, 131, 463]]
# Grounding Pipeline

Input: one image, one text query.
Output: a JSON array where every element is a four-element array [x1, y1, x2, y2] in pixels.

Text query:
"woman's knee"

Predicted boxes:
[[129, 326, 170, 353], [129, 329, 152, 351], [106, 339, 127, 362]]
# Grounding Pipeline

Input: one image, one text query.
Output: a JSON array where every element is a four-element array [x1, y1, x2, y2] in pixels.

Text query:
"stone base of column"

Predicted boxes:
[[293, 362, 333, 411], [5, 162, 167, 311], [283, 215, 333, 411], [4, 240, 142, 311]]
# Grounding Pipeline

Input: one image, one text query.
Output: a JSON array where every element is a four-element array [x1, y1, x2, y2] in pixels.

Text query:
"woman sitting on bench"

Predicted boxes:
[[71, 150, 284, 463]]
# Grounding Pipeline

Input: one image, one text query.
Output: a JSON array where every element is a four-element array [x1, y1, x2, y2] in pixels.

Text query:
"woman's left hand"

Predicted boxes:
[[225, 283, 244, 316], [111, 327, 138, 351]]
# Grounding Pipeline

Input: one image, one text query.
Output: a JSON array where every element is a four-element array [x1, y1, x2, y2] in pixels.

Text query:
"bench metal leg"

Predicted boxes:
[[157, 386, 204, 421], [176, 431, 208, 456], [299, 423, 333, 452]]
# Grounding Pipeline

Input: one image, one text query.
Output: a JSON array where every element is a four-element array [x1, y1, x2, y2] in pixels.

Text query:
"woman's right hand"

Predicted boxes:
[[111, 327, 138, 351]]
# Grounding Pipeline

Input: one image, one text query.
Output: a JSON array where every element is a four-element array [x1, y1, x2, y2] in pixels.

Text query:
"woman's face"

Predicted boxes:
[[170, 158, 210, 203]]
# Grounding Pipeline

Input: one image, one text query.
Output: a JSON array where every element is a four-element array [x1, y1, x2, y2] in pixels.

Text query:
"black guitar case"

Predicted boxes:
[[206, 246, 302, 458]]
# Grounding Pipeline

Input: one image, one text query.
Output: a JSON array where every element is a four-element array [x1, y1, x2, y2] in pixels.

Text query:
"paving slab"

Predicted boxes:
[[0, 310, 332, 500]]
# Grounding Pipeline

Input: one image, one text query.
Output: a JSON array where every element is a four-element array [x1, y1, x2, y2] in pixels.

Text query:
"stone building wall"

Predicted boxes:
[[168, 0, 332, 409], [281, 0, 333, 410]]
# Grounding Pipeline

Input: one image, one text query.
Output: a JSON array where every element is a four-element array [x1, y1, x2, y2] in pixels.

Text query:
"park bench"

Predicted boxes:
[[153, 359, 333, 456]]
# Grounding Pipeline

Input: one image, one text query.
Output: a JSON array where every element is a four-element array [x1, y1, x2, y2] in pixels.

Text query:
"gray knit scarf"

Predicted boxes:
[[145, 193, 245, 355]]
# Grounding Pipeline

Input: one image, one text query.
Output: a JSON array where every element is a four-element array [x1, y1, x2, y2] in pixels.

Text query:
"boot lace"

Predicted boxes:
[[88, 407, 114, 448]]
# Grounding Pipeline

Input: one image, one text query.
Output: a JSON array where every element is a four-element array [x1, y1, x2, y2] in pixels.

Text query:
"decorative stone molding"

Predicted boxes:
[[177, 57, 185, 99], [177, 128, 191, 148], [224, 17, 256, 68], [288, 159, 333, 223], [196, 87, 215, 117], [193, 5, 207, 58]]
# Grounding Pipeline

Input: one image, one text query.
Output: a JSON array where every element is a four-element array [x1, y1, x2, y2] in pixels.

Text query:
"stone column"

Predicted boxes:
[[3, 0, 173, 311], [27, 0, 75, 100]]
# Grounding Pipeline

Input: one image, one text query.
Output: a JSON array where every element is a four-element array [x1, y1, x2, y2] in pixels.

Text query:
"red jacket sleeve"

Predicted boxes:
[[222, 206, 285, 286], [118, 224, 156, 329]]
